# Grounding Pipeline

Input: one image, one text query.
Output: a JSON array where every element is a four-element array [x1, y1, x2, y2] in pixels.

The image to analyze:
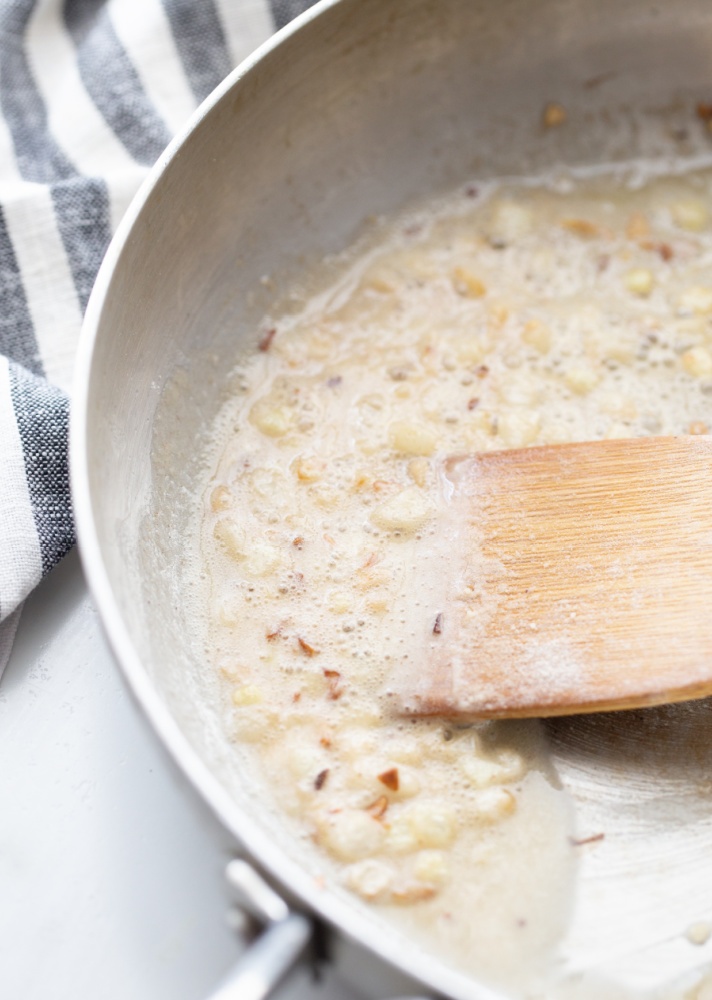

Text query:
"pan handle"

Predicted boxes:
[[204, 859, 312, 1000]]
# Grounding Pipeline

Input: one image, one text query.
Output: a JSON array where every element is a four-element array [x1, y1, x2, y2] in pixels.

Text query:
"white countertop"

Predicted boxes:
[[0, 549, 361, 1000]]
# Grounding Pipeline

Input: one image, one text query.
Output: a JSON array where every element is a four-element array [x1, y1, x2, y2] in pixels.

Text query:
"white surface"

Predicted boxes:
[[0, 549, 362, 1000]]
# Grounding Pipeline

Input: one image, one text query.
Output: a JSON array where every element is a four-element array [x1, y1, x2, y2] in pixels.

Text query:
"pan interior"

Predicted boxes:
[[82, 0, 712, 996]]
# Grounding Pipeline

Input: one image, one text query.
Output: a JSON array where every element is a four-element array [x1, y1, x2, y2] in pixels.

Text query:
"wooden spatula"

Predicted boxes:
[[392, 435, 712, 719]]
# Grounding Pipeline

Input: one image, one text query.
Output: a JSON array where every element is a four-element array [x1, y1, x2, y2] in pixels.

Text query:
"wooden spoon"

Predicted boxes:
[[392, 435, 712, 719]]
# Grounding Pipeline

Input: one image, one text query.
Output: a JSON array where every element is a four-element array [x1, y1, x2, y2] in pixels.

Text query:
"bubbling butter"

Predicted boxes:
[[200, 163, 712, 994]]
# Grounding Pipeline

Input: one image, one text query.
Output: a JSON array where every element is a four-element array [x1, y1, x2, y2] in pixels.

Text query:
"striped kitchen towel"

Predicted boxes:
[[0, 0, 319, 675]]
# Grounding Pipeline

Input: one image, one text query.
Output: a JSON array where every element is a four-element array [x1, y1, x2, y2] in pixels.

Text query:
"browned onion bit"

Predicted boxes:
[[378, 767, 400, 792], [258, 327, 277, 351], [323, 669, 343, 700], [366, 795, 389, 820]]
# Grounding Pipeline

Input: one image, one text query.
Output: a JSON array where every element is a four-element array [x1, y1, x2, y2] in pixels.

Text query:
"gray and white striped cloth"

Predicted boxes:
[[0, 0, 318, 674]]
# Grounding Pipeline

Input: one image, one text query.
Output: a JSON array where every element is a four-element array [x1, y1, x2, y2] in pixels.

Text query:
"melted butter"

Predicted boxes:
[[199, 162, 712, 996]]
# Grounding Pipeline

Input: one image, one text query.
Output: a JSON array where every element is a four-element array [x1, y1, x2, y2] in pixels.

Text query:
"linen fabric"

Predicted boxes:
[[0, 0, 318, 674]]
